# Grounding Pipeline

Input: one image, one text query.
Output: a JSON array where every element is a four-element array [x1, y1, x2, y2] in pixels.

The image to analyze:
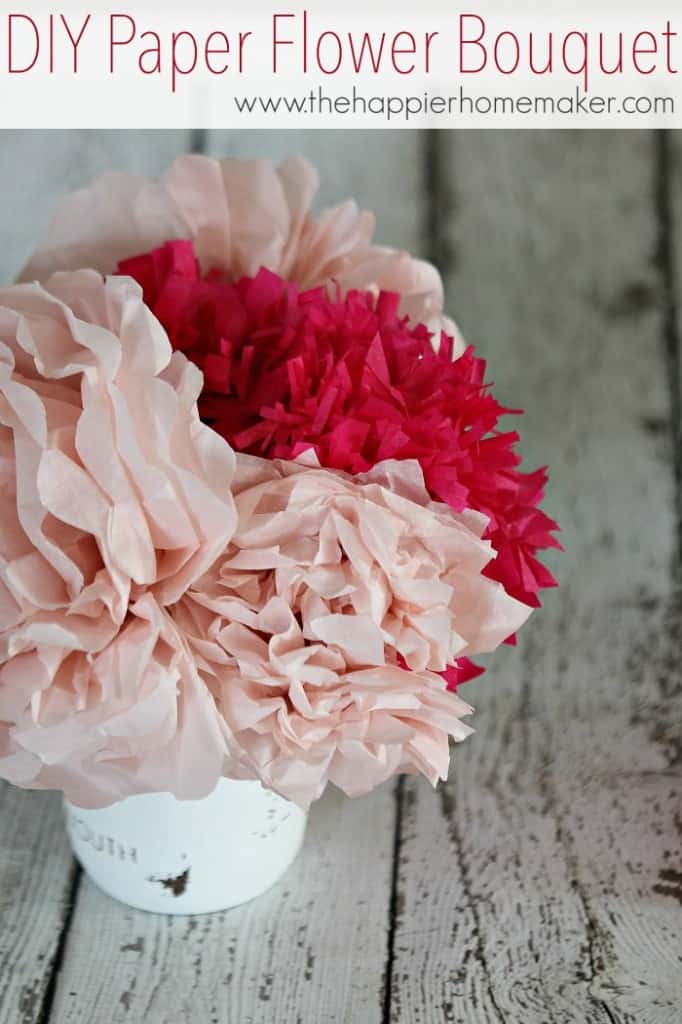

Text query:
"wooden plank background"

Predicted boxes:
[[0, 130, 680, 1024]]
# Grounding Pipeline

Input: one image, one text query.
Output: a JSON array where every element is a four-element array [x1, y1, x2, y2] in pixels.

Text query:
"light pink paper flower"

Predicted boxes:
[[172, 454, 531, 807], [0, 271, 237, 806], [21, 154, 460, 346]]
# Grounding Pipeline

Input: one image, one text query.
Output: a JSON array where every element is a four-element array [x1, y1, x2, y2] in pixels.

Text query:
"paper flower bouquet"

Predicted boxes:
[[0, 156, 558, 912]]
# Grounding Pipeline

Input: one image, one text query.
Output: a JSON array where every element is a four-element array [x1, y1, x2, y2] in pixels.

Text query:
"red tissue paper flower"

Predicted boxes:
[[118, 240, 560, 681]]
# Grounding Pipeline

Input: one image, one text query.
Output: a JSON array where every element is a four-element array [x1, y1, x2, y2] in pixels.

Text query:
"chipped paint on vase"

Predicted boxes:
[[64, 779, 307, 914]]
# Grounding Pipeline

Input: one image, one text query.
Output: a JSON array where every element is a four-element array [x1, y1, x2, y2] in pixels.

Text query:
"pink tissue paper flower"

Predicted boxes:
[[21, 154, 460, 345], [0, 271, 237, 807], [171, 453, 531, 807]]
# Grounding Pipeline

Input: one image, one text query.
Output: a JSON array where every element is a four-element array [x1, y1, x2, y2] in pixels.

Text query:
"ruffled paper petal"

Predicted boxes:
[[21, 154, 453, 335], [0, 272, 237, 805], [0, 596, 230, 807], [172, 453, 530, 807]]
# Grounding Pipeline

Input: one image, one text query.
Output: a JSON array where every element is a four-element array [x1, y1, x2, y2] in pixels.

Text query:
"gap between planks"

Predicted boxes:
[[655, 130, 682, 575], [380, 128, 456, 1024]]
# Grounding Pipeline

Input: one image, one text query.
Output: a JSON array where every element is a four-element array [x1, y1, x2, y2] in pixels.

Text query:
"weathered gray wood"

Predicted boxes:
[[0, 131, 194, 283], [45, 130, 427, 1024], [0, 785, 76, 1024], [389, 132, 682, 1024]]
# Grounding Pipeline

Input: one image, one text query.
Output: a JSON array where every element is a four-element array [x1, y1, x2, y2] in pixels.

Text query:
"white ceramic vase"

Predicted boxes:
[[64, 778, 307, 915]]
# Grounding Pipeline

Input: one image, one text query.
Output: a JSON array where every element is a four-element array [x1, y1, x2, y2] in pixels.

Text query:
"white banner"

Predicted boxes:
[[1, 0, 681, 128]]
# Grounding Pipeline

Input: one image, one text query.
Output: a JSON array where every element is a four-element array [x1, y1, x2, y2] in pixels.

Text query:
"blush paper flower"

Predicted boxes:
[[0, 271, 237, 806], [21, 154, 458, 343], [171, 454, 531, 807]]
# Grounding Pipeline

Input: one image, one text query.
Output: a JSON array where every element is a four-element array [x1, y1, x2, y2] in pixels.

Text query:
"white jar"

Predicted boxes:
[[64, 778, 307, 915]]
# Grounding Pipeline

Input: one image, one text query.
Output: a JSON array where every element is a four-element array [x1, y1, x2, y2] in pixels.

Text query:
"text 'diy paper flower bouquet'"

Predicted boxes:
[[0, 156, 559, 809]]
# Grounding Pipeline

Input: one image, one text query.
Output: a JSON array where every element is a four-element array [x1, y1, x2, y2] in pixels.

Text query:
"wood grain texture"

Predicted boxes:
[[388, 132, 682, 1024], [0, 786, 76, 1024], [0, 130, 194, 283]]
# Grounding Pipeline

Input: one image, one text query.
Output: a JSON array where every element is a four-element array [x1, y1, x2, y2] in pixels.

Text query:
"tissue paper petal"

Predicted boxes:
[[171, 453, 530, 807], [21, 154, 458, 343], [0, 271, 236, 805]]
